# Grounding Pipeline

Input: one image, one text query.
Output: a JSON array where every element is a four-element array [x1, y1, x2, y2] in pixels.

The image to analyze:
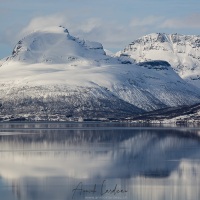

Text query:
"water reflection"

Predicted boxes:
[[0, 123, 200, 200]]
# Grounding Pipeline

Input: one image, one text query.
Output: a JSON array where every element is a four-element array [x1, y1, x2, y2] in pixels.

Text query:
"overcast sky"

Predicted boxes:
[[0, 0, 200, 59]]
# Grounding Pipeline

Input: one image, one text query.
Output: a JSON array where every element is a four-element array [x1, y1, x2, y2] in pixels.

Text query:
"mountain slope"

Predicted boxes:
[[117, 33, 200, 88], [4, 26, 109, 64], [130, 103, 200, 123], [0, 27, 200, 120]]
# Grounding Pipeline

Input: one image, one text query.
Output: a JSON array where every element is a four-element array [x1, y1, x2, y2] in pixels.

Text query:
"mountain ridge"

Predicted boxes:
[[117, 32, 200, 88], [0, 27, 200, 121]]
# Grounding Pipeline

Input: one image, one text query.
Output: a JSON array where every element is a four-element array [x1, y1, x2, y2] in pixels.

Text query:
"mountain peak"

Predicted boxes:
[[7, 26, 106, 64], [59, 25, 69, 34], [29, 25, 70, 35], [118, 32, 200, 88], [135, 32, 200, 45]]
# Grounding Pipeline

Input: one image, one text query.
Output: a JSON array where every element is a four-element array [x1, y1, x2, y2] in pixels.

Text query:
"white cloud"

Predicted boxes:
[[130, 16, 163, 27], [20, 14, 67, 37], [17, 14, 150, 52], [161, 14, 200, 29], [2, 14, 170, 54], [69, 19, 148, 51], [9, 13, 200, 55], [76, 18, 102, 33], [18, 15, 102, 40]]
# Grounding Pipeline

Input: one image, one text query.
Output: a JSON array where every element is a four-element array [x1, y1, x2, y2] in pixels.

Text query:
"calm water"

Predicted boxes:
[[0, 123, 200, 200]]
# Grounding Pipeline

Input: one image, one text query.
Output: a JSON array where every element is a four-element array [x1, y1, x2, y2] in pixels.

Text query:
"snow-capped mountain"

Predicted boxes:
[[0, 27, 200, 120], [117, 33, 200, 88], [5, 26, 107, 64]]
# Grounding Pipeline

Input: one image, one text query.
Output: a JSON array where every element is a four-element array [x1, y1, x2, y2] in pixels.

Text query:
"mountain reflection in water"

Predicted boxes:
[[0, 123, 200, 200]]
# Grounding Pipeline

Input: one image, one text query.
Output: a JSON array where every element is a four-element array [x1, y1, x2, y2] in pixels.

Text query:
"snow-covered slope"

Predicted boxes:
[[0, 27, 200, 120], [6, 26, 107, 64], [104, 49, 115, 57], [131, 102, 200, 123], [117, 33, 200, 88]]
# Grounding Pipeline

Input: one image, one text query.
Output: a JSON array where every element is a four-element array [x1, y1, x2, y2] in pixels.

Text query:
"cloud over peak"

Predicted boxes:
[[161, 14, 200, 29]]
